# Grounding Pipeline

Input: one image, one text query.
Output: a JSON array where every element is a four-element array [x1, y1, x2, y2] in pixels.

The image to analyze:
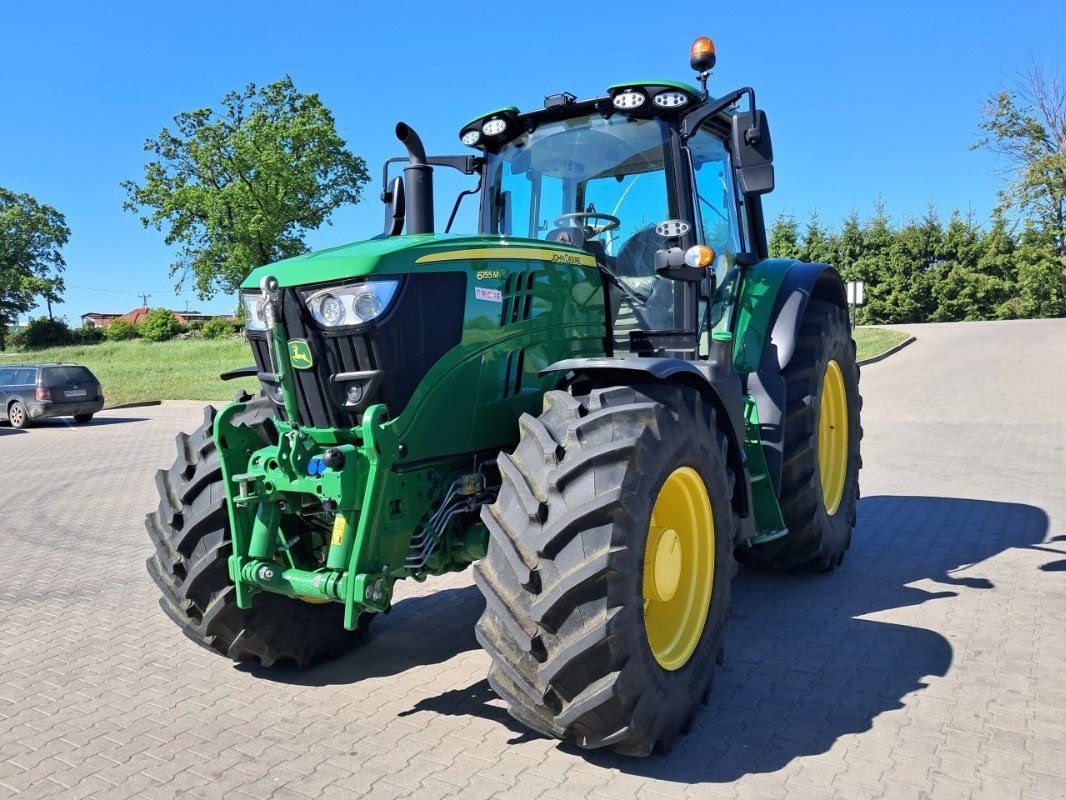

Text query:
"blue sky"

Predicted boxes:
[[1, 1, 1063, 323]]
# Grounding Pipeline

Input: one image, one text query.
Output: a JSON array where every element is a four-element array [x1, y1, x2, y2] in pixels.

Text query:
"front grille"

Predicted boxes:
[[249, 272, 466, 428]]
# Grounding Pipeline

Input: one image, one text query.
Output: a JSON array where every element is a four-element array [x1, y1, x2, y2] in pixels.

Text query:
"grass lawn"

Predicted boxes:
[[853, 327, 911, 361], [0, 338, 258, 408], [1, 326, 913, 407]]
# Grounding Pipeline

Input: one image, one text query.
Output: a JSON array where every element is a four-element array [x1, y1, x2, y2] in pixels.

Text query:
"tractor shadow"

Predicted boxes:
[[240, 584, 485, 686], [401, 495, 1051, 782]]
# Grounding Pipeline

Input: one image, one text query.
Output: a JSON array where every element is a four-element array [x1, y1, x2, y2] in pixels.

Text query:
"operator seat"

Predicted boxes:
[[611, 226, 674, 348], [614, 225, 662, 278]]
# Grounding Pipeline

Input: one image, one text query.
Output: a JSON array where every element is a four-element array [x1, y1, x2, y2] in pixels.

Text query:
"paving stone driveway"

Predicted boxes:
[[1, 318, 1063, 800]]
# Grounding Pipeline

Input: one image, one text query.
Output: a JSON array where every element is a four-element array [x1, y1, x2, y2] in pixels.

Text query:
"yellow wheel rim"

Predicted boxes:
[[642, 467, 715, 671], [819, 360, 849, 515]]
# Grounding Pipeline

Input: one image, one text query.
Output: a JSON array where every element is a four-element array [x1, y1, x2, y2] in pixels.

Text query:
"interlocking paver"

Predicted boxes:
[[0, 318, 1063, 800]]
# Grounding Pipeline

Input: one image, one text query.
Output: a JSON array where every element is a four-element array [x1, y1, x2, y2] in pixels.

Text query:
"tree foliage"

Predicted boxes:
[[200, 316, 238, 339], [973, 62, 1065, 307], [8, 316, 73, 350], [768, 207, 1064, 324], [139, 308, 182, 341], [122, 76, 370, 298], [0, 187, 69, 349], [103, 319, 140, 341]]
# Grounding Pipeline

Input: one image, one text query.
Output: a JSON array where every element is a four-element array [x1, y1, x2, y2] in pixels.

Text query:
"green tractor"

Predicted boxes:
[[146, 37, 861, 756]]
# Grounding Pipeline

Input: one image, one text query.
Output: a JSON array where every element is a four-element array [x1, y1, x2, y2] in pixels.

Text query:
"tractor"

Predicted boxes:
[[146, 37, 861, 756]]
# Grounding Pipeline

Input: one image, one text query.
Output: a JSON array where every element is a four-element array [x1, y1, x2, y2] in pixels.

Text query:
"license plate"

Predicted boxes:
[[66, 389, 87, 398]]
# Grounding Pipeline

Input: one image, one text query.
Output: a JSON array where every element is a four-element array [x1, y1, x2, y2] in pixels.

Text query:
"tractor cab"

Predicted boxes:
[[419, 39, 773, 359]]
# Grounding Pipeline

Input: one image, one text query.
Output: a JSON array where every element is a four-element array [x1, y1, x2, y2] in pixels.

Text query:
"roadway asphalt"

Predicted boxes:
[[0, 318, 1062, 799]]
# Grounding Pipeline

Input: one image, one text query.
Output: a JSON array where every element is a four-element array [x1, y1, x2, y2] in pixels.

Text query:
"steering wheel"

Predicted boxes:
[[554, 212, 621, 237]]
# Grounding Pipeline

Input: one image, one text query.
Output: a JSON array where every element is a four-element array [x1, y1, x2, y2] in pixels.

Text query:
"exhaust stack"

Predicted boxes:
[[395, 122, 434, 235]]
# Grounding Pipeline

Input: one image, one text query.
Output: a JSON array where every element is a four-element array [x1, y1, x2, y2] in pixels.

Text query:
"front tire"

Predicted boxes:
[[475, 385, 736, 755], [145, 395, 367, 667]]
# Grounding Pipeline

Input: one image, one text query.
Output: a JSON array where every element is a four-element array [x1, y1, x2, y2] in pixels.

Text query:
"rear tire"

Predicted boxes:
[[738, 299, 861, 572], [9, 401, 29, 429], [145, 393, 368, 667], [73, 413, 93, 424], [475, 385, 736, 755]]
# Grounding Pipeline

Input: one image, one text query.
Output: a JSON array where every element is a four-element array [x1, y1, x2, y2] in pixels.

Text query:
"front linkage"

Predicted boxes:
[[212, 276, 486, 632]]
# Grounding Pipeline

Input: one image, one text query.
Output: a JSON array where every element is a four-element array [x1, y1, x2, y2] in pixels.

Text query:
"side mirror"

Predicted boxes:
[[382, 176, 405, 237], [655, 248, 706, 282], [732, 110, 774, 195]]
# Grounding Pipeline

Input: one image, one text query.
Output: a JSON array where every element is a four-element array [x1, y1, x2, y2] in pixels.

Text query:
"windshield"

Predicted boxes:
[[483, 114, 670, 251], [484, 114, 684, 346]]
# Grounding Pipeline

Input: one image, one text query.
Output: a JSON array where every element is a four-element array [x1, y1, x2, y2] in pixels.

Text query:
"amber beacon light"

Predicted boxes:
[[690, 37, 717, 72]]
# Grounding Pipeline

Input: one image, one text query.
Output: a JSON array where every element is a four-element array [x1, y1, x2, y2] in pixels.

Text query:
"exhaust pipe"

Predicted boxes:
[[395, 122, 434, 235]]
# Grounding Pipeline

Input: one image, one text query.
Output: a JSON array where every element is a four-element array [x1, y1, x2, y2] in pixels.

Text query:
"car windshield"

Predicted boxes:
[[484, 114, 684, 344], [42, 366, 95, 386]]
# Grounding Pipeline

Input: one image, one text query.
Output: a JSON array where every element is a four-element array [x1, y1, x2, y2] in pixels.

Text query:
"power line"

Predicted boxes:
[[66, 284, 211, 296]]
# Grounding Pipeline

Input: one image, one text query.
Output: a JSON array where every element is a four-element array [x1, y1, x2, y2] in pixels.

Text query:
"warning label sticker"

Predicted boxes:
[[475, 287, 503, 303]]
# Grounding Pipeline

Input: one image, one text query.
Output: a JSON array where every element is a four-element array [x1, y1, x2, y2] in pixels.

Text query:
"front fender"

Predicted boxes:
[[732, 259, 847, 375], [733, 259, 848, 496]]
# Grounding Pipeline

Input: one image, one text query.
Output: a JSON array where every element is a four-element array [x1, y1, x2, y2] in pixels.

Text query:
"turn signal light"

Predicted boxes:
[[690, 37, 716, 72], [684, 245, 716, 269]]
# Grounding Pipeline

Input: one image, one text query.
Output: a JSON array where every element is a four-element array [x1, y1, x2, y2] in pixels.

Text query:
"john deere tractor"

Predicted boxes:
[[146, 38, 861, 756]]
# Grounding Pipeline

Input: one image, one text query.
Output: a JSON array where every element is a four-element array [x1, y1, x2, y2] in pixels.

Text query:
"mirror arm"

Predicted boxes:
[[681, 87, 756, 141], [445, 175, 483, 234]]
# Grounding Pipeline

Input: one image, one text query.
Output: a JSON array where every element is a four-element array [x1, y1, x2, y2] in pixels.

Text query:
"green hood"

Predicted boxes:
[[241, 234, 595, 290]]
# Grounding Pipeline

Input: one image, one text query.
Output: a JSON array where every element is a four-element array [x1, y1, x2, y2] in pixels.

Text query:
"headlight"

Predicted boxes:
[[612, 91, 646, 110], [481, 118, 507, 136], [241, 291, 269, 331], [298, 279, 400, 328], [653, 91, 689, 109]]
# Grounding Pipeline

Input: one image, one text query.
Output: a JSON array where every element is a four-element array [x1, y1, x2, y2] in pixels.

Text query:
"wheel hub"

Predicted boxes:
[[649, 527, 682, 602], [642, 467, 715, 671], [818, 360, 849, 515]]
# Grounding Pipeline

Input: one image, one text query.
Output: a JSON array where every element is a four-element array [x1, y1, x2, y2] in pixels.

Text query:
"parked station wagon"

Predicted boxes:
[[0, 363, 105, 428]]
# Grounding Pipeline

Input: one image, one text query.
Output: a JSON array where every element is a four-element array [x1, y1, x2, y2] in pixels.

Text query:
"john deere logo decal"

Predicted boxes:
[[289, 340, 313, 369]]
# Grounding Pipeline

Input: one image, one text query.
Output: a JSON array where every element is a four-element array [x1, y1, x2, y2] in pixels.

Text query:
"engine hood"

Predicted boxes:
[[241, 234, 595, 290]]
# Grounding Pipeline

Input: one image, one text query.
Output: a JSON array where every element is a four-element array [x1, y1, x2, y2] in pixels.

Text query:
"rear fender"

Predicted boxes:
[[735, 260, 848, 495], [539, 357, 753, 542]]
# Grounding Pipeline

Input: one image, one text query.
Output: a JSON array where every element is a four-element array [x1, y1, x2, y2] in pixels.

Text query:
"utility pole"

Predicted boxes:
[[140, 293, 151, 309]]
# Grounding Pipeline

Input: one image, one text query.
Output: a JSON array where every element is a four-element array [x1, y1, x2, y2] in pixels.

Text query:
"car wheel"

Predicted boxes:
[[9, 401, 30, 429], [73, 413, 94, 424]]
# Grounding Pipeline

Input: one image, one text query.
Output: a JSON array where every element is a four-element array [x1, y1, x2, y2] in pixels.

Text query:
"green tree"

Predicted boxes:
[[18, 316, 73, 349], [930, 211, 985, 321], [800, 213, 834, 264], [103, 319, 140, 341], [833, 211, 865, 281], [878, 211, 941, 322], [0, 187, 69, 350], [852, 203, 894, 323], [768, 214, 801, 259], [139, 308, 182, 341], [973, 63, 1065, 307], [1000, 223, 1065, 318], [200, 316, 238, 339], [122, 76, 370, 298]]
